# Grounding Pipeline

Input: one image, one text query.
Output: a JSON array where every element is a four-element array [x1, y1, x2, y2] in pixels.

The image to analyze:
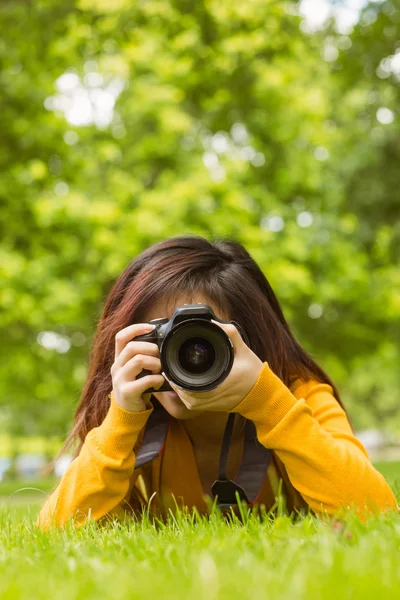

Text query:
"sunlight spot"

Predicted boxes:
[[211, 132, 230, 154], [63, 130, 79, 145], [376, 107, 394, 125], [322, 41, 339, 62], [37, 331, 71, 353], [260, 214, 285, 232], [240, 146, 256, 161], [297, 211, 314, 228], [45, 69, 125, 128], [231, 122, 249, 145], [308, 303, 323, 319], [54, 181, 69, 197], [251, 152, 265, 167], [314, 146, 330, 161], [202, 152, 219, 169]]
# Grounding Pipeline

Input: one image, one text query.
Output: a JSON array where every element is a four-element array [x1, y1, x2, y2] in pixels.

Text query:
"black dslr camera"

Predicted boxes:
[[134, 304, 249, 393]]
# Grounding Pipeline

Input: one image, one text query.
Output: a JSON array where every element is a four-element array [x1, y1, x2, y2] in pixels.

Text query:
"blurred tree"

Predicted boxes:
[[315, 0, 400, 429], [0, 0, 398, 437]]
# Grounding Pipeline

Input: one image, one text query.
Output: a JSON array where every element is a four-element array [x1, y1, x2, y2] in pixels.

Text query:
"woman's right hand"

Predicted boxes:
[[111, 323, 165, 412]]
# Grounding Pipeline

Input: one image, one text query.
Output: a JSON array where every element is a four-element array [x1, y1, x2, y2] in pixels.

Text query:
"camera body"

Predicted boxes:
[[134, 303, 248, 393]]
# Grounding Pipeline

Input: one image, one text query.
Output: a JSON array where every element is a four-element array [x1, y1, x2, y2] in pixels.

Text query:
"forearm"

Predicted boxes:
[[262, 401, 398, 516], [36, 393, 153, 530], [36, 436, 134, 530], [231, 363, 399, 518]]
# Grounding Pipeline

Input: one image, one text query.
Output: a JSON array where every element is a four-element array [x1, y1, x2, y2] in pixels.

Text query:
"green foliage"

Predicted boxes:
[[0, 0, 399, 436]]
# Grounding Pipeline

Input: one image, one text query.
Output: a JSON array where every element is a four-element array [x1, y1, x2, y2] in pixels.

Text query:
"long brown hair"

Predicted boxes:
[[56, 234, 352, 461]]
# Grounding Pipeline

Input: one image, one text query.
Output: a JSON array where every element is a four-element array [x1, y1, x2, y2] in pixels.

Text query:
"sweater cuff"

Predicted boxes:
[[230, 362, 298, 432], [92, 390, 154, 457]]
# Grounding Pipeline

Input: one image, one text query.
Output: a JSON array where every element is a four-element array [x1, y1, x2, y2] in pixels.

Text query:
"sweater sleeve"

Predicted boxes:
[[36, 392, 154, 530], [230, 362, 399, 518]]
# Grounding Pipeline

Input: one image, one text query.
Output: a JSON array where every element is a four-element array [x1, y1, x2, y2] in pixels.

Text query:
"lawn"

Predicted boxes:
[[0, 462, 399, 600]]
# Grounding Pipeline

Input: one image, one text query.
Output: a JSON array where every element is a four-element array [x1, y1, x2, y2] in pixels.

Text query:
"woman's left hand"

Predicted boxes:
[[162, 320, 264, 412]]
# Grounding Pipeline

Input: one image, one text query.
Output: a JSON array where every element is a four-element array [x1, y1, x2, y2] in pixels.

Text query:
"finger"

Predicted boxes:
[[162, 372, 196, 398], [211, 320, 241, 350], [114, 341, 159, 371], [121, 374, 165, 399], [176, 395, 201, 411], [161, 373, 193, 407], [162, 372, 223, 400], [115, 323, 155, 359], [120, 354, 162, 381], [162, 372, 182, 391]]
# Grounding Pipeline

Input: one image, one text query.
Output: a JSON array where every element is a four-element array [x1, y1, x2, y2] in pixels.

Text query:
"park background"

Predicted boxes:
[[1, 0, 399, 482], [2, 2, 400, 600]]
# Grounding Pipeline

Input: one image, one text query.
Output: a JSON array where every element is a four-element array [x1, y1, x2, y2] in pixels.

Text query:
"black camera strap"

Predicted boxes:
[[135, 409, 272, 509]]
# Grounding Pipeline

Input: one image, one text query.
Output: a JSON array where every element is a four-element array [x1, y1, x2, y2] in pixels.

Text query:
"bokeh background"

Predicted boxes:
[[1, 0, 399, 481]]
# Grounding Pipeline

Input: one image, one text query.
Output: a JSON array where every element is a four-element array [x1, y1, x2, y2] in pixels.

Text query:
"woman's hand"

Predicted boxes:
[[163, 320, 264, 412], [111, 323, 165, 412]]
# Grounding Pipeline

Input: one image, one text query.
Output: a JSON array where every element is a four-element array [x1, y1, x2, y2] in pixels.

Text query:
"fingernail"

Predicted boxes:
[[163, 372, 179, 389], [143, 324, 155, 331]]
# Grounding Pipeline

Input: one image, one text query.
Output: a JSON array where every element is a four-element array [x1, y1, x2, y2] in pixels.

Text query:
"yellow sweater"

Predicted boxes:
[[36, 363, 398, 530]]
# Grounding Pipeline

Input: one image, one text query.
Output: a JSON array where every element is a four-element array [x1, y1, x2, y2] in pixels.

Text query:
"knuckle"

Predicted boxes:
[[119, 384, 130, 401], [132, 354, 143, 368], [112, 372, 121, 388]]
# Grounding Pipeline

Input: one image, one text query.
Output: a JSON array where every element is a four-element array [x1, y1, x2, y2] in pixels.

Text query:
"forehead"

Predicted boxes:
[[143, 293, 229, 322]]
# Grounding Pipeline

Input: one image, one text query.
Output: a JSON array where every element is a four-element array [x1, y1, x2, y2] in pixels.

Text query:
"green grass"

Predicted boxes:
[[0, 476, 57, 499], [0, 463, 399, 599], [372, 461, 400, 489]]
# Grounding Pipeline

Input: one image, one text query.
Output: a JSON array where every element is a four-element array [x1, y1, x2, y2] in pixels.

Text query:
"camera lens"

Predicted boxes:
[[162, 321, 234, 391], [178, 337, 216, 374], [186, 343, 208, 366]]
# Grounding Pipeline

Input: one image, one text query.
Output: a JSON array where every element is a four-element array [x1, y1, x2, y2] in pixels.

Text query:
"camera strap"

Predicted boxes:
[[135, 409, 272, 510]]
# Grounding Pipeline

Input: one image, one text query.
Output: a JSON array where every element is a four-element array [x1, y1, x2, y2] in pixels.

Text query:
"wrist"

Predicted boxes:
[[109, 391, 148, 413], [230, 362, 298, 430], [120, 400, 146, 413], [94, 391, 153, 457]]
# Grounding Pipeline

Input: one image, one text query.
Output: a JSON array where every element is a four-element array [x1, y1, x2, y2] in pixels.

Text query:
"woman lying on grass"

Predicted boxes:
[[37, 235, 398, 530]]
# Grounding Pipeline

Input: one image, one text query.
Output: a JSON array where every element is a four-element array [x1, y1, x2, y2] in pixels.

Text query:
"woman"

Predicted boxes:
[[37, 235, 398, 530]]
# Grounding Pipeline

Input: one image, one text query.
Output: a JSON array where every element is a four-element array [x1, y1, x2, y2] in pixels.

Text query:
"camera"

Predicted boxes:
[[134, 303, 248, 393]]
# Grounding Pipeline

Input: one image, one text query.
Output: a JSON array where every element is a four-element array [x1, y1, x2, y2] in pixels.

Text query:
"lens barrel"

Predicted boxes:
[[161, 320, 233, 392]]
